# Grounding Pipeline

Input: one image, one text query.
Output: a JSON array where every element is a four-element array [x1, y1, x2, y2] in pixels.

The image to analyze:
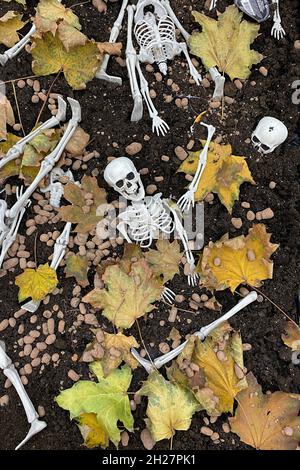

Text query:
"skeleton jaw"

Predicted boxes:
[[119, 179, 145, 201]]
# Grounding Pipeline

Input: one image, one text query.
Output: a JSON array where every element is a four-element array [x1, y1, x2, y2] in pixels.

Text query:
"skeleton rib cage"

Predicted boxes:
[[119, 195, 174, 248], [134, 15, 177, 71]]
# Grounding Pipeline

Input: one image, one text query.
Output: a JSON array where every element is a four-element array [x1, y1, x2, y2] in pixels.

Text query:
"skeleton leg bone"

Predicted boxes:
[[135, 61, 169, 136], [22, 222, 72, 313], [126, 6, 143, 122], [0, 340, 47, 450], [95, 0, 129, 84], [209, 0, 218, 10], [131, 291, 257, 371], [0, 24, 36, 67], [0, 96, 67, 170], [209, 67, 225, 100]]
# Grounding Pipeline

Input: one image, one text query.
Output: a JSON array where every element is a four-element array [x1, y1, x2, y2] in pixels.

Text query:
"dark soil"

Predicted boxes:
[[0, 0, 300, 451]]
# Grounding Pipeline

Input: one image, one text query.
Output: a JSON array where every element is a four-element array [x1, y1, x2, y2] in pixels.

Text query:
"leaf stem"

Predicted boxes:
[[34, 71, 61, 127], [249, 285, 298, 327], [12, 81, 25, 137]]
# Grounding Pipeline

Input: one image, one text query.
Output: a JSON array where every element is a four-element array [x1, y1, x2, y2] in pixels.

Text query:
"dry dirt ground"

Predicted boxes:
[[0, 0, 299, 451]]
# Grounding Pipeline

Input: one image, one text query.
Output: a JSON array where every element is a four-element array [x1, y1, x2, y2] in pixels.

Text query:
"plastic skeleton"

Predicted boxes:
[[104, 130, 212, 288], [131, 291, 257, 371], [0, 97, 81, 269], [40, 168, 76, 209], [96, 0, 225, 134], [21, 222, 72, 313], [210, 0, 285, 40], [0, 340, 47, 449]]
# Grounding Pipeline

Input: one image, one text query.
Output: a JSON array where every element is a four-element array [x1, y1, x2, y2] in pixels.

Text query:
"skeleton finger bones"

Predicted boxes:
[[0, 340, 47, 449], [210, 0, 285, 40], [131, 291, 258, 372]]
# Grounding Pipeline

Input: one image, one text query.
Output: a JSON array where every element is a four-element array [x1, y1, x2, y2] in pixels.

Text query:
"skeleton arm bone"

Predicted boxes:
[[177, 123, 215, 213], [0, 24, 36, 66], [160, 0, 190, 42], [117, 220, 132, 243], [165, 201, 198, 286], [271, 0, 285, 39], [126, 5, 143, 122], [178, 43, 202, 85], [135, 61, 169, 136]]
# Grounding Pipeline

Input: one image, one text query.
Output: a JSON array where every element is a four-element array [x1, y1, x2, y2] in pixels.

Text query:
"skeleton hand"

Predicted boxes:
[[187, 263, 199, 287], [152, 114, 170, 137], [271, 21, 285, 40], [177, 188, 196, 214]]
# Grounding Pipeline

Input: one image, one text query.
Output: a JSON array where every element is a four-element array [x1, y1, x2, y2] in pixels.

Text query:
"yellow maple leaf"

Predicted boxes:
[[0, 94, 15, 141], [0, 129, 61, 184], [197, 223, 278, 293], [138, 371, 199, 442], [144, 239, 183, 283], [83, 259, 163, 329], [65, 254, 89, 287], [30, 32, 121, 90], [15, 263, 58, 302], [178, 141, 255, 213], [229, 373, 300, 449], [34, 0, 81, 36], [59, 175, 107, 233], [168, 323, 247, 414], [85, 329, 139, 376], [76, 413, 109, 449], [189, 5, 263, 81], [282, 321, 300, 351], [0, 11, 25, 48]]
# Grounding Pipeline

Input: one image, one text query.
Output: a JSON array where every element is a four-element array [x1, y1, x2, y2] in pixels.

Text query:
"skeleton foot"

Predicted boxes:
[[131, 291, 258, 371], [95, 0, 129, 84], [0, 341, 47, 449]]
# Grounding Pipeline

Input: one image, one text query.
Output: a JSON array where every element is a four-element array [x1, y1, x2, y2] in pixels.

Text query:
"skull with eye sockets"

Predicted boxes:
[[251, 116, 288, 154], [104, 157, 145, 201]]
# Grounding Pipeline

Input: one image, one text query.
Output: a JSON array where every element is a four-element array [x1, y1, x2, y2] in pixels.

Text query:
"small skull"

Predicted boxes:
[[104, 157, 145, 201], [251, 116, 288, 154]]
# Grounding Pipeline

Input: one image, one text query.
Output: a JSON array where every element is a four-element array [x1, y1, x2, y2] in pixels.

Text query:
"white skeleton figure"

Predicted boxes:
[[40, 168, 77, 209], [104, 156, 200, 288], [97, 0, 225, 134], [131, 291, 258, 371], [0, 340, 47, 449], [210, 0, 285, 40], [0, 98, 81, 269]]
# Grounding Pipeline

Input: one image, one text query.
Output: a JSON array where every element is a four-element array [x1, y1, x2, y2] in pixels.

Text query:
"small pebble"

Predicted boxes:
[[246, 210, 255, 221], [174, 146, 188, 160], [259, 66, 268, 77], [17, 80, 26, 89], [140, 428, 155, 450], [231, 217, 242, 229], [121, 431, 129, 447], [200, 426, 213, 437], [146, 184, 157, 195], [68, 369, 80, 382], [241, 201, 250, 209], [222, 422, 231, 433], [125, 142, 142, 156], [294, 40, 300, 50], [38, 405, 46, 417], [213, 257, 221, 267], [269, 181, 276, 189]]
